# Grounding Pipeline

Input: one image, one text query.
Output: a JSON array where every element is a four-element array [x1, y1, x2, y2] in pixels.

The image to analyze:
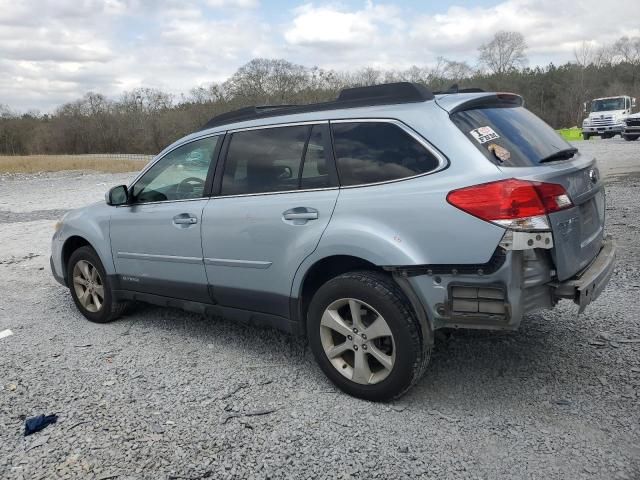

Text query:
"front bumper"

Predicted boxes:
[[624, 125, 640, 134], [50, 255, 66, 286], [552, 237, 616, 313], [582, 124, 625, 134]]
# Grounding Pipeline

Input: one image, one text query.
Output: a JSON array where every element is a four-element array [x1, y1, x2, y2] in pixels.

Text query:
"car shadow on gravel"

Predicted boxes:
[[104, 298, 604, 408], [405, 307, 610, 408]]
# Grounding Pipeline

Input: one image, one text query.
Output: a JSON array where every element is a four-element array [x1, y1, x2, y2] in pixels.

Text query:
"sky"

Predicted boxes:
[[1, 0, 638, 112]]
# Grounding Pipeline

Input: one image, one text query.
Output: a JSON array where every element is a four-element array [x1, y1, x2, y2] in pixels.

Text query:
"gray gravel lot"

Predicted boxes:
[[1, 139, 639, 479]]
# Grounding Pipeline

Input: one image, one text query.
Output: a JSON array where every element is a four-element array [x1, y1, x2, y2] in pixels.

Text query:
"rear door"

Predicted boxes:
[[450, 103, 605, 280], [201, 123, 339, 317]]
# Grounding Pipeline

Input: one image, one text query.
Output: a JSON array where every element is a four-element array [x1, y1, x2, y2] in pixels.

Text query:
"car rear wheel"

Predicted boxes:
[[307, 271, 430, 401], [68, 246, 127, 323], [623, 134, 639, 141]]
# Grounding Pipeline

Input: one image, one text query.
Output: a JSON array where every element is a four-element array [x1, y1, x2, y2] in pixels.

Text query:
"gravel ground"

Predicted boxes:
[[1, 139, 639, 480]]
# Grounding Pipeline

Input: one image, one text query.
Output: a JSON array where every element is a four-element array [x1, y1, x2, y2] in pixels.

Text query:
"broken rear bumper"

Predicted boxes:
[[552, 237, 616, 313]]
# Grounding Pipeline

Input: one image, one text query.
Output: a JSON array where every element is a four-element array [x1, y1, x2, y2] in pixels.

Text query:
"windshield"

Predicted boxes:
[[451, 106, 574, 167], [591, 98, 625, 112]]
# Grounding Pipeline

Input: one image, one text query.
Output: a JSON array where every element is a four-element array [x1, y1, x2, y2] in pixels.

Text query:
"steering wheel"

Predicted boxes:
[[176, 177, 205, 199]]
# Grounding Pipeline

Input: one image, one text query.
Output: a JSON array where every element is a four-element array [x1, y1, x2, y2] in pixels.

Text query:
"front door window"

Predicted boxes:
[[132, 136, 219, 203]]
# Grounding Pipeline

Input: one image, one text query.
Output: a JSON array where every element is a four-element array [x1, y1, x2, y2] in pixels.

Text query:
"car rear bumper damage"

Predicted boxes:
[[551, 237, 616, 313], [391, 236, 615, 332]]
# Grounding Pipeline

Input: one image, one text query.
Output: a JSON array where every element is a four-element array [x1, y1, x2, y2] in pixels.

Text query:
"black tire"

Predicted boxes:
[[623, 134, 639, 141], [67, 246, 127, 323], [602, 133, 614, 139], [582, 133, 591, 140], [306, 271, 430, 401]]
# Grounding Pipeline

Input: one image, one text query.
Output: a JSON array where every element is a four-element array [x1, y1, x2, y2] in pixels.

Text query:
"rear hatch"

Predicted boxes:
[[443, 94, 605, 281]]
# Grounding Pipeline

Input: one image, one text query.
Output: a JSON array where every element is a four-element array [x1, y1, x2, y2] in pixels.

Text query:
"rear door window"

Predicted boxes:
[[331, 122, 440, 186], [451, 106, 574, 167], [221, 126, 308, 195]]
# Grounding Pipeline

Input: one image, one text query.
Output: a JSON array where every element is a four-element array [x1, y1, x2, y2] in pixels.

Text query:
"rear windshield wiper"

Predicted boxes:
[[539, 148, 578, 163]]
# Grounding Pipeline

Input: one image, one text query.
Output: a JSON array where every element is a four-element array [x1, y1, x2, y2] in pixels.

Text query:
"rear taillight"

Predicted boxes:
[[446, 179, 573, 231]]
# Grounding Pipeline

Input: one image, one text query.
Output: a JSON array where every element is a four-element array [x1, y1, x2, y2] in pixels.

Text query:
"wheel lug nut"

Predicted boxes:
[[353, 345, 358, 351], [361, 334, 367, 340], [347, 335, 353, 341], [352, 328, 358, 334], [362, 345, 367, 350]]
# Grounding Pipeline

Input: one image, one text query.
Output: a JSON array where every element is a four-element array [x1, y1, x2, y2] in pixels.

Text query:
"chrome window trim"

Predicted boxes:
[[114, 197, 210, 207], [227, 120, 328, 134], [210, 186, 339, 200], [330, 118, 449, 189]]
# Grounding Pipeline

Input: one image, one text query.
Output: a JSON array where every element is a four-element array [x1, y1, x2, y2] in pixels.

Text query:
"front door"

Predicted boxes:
[[110, 135, 221, 302], [202, 123, 339, 317]]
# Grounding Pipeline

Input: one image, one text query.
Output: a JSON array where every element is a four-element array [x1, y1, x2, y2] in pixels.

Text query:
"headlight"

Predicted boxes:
[[582, 119, 590, 126]]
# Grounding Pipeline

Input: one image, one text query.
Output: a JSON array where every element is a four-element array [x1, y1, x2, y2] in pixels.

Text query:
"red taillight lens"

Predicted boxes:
[[447, 179, 572, 230]]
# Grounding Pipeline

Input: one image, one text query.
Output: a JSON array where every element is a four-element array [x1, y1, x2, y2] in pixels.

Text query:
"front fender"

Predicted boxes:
[[57, 202, 114, 277]]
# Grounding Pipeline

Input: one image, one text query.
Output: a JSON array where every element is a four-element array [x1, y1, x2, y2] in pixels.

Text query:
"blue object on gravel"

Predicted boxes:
[[24, 414, 58, 436]]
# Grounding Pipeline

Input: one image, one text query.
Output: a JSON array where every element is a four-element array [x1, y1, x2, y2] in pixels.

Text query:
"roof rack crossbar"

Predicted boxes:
[[201, 82, 434, 130]]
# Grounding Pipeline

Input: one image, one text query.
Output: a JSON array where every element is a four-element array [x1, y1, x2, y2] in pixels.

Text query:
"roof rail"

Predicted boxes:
[[201, 82, 434, 130]]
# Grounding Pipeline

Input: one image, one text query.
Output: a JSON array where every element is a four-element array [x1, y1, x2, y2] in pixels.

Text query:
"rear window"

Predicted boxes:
[[451, 106, 573, 167]]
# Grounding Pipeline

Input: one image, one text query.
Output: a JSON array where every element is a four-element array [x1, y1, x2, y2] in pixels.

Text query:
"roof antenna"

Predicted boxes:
[[447, 83, 459, 94]]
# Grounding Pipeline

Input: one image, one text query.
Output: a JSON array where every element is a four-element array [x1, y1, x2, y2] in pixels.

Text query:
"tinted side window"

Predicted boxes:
[[301, 125, 331, 189], [331, 122, 440, 186], [222, 126, 308, 195], [132, 136, 219, 203]]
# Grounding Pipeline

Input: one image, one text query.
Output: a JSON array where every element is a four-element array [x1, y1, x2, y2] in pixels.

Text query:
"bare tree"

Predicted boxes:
[[223, 58, 309, 102], [478, 31, 528, 74], [443, 59, 475, 82], [189, 83, 226, 104], [613, 36, 640, 65]]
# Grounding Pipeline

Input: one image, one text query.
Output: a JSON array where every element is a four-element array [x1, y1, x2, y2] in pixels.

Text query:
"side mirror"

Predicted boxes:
[[583, 102, 588, 114], [633, 98, 637, 109], [105, 185, 129, 206]]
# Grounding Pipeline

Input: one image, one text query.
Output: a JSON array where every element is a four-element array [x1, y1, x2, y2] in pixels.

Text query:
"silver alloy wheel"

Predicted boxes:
[[320, 298, 395, 385], [72, 260, 104, 313]]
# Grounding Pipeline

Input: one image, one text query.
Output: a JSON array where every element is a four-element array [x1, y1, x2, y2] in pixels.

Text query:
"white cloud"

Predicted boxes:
[[284, 4, 378, 46]]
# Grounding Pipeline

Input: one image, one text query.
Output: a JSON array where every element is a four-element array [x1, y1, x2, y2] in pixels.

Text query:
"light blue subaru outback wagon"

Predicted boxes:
[[51, 83, 615, 400]]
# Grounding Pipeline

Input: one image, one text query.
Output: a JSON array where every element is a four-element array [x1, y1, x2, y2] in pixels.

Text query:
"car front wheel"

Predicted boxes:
[[67, 246, 127, 323], [307, 271, 430, 401]]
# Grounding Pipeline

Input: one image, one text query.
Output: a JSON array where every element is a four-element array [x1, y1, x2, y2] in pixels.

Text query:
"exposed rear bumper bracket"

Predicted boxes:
[[551, 237, 616, 313]]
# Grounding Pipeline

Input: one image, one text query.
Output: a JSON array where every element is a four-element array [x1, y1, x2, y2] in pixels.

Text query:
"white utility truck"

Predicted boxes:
[[582, 96, 636, 140]]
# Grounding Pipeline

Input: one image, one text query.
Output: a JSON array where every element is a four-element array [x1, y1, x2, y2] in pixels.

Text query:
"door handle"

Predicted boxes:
[[283, 208, 319, 221], [173, 214, 198, 225]]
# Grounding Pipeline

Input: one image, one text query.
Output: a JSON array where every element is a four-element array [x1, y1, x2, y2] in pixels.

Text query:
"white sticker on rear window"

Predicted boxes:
[[470, 126, 500, 144]]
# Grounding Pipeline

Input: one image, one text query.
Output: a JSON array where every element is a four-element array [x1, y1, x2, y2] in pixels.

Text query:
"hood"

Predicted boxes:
[[588, 110, 627, 119]]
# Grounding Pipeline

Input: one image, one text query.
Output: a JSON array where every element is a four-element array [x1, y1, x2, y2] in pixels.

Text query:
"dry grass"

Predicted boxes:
[[0, 154, 152, 173]]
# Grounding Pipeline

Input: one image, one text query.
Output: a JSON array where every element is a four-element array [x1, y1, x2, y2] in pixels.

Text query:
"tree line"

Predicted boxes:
[[1, 33, 639, 155]]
